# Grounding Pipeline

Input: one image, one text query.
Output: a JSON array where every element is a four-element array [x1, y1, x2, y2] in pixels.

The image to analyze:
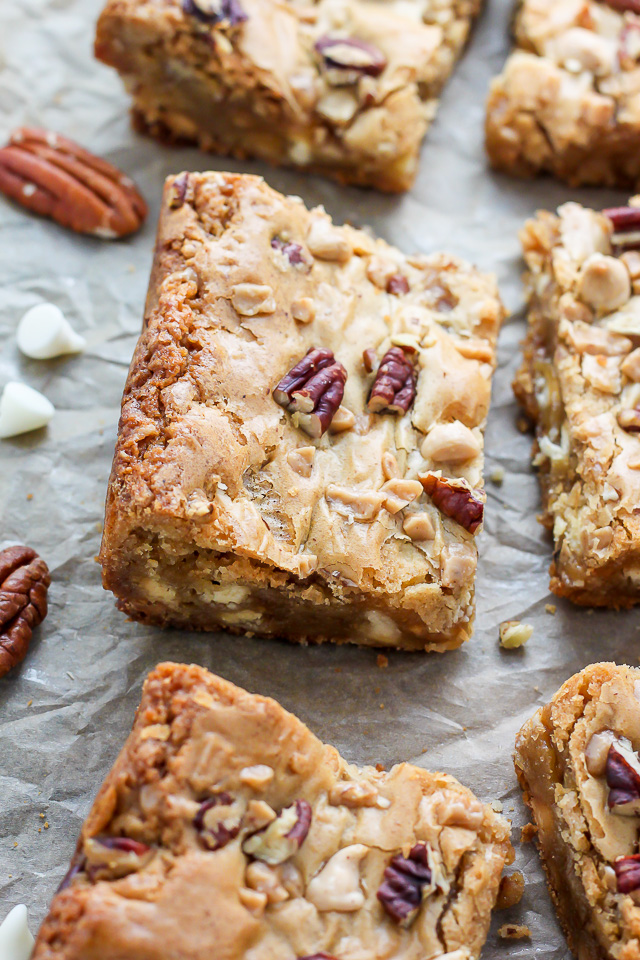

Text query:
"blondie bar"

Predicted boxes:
[[34, 662, 513, 960], [99, 172, 504, 650], [486, 0, 640, 187], [515, 662, 640, 960], [514, 198, 640, 606], [95, 0, 483, 192]]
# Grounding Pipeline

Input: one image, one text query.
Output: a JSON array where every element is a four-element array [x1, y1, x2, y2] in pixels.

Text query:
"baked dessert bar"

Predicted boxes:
[[515, 662, 640, 960], [34, 662, 513, 960], [514, 198, 640, 606], [99, 172, 505, 650], [95, 0, 483, 192], [486, 0, 640, 187]]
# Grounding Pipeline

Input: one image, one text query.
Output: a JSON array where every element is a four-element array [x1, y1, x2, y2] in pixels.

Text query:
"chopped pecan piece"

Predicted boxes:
[[0, 545, 50, 678], [367, 347, 416, 415], [606, 741, 640, 815], [604, 0, 640, 14], [315, 36, 387, 78], [387, 274, 409, 296], [377, 843, 433, 926], [604, 204, 640, 252], [273, 348, 347, 438], [194, 793, 243, 849], [242, 800, 312, 865], [84, 836, 154, 880], [614, 854, 640, 893], [0, 128, 147, 238], [617, 407, 640, 432], [271, 235, 306, 266], [182, 0, 247, 25], [419, 473, 484, 534]]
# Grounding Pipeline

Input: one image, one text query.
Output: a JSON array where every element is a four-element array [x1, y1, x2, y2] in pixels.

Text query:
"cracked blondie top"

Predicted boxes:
[[33, 662, 513, 960], [515, 663, 640, 960], [514, 198, 640, 606], [486, 0, 640, 187], [95, 0, 483, 192], [99, 172, 504, 650]]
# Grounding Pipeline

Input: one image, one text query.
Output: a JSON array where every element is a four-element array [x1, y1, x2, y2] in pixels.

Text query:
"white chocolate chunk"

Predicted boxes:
[[585, 730, 616, 777], [421, 421, 481, 463], [17, 303, 85, 360], [0, 905, 35, 960], [306, 844, 368, 912], [0, 382, 55, 439], [577, 254, 631, 313]]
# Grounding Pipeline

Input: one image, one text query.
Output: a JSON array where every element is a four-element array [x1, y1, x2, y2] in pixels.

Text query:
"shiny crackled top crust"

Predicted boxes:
[[33, 663, 512, 960], [518, 663, 640, 958], [494, 0, 640, 146], [520, 200, 640, 586], [97, 0, 481, 143], [104, 173, 503, 606]]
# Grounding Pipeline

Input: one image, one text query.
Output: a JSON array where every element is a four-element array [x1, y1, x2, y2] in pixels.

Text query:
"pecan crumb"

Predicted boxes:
[[376, 654, 389, 668], [496, 871, 525, 910], [0, 545, 50, 678]]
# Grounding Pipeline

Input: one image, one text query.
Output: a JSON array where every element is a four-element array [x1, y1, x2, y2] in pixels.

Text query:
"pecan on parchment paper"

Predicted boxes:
[[0, 127, 147, 238], [0, 545, 50, 678]]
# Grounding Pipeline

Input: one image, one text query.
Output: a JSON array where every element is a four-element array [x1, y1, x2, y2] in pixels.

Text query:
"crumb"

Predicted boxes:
[[491, 800, 503, 813], [13, 842, 17, 848], [534, 685, 540, 693], [545, 603, 557, 615], [500, 620, 533, 649], [516, 416, 530, 434], [520, 822, 538, 843], [379, 703, 385, 709], [39, 813, 44, 819], [26, 700, 32, 707], [128, 264, 136, 273], [67, 672, 75, 680], [26, 493, 33, 501], [375, 762, 385, 772], [44, 822, 49, 829], [38, 828, 41, 833], [587, 609, 594, 616], [490, 466, 505, 485], [377, 654, 389, 668], [374, 687, 380, 694], [498, 923, 531, 940], [496, 871, 525, 910]]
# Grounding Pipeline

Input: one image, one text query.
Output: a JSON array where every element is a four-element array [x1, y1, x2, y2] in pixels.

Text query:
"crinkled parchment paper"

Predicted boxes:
[[1, 0, 639, 955]]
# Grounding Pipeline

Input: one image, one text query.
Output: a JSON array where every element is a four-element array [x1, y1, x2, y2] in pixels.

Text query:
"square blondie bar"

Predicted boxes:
[[515, 662, 640, 960], [95, 0, 483, 192], [99, 172, 504, 650], [34, 662, 513, 960], [486, 0, 640, 187], [515, 198, 640, 606]]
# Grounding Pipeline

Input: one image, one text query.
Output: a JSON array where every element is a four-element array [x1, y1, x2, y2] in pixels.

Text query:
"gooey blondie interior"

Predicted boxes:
[[33, 663, 513, 960], [514, 198, 640, 606], [515, 663, 640, 960], [486, 0, 640, 188], [99, 172, 504, 650], [95, 0, 483, 192]]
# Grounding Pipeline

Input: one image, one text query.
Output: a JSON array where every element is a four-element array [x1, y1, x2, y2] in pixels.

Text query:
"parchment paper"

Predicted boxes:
[[1, 0, 638, 954]]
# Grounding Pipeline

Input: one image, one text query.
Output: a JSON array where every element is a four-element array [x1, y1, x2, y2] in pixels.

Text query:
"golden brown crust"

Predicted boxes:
[[95, 0, 484, 192], [514, 199, 640, 607], [99, 172, 505, 649], [34, 662, 512, 960]]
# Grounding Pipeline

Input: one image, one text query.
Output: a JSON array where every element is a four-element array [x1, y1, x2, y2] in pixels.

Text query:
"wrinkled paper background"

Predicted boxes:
[[1, 0, 639, 954]]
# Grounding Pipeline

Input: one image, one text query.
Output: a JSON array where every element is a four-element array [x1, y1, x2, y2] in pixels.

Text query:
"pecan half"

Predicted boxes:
[[0, 128, 146, 238], [419, 473, 484, 534], [617, 407, 640, 432], [194, 793, 243, 850], [367, 347, 416, 415], [315, 36, 387, 79], [604, 205, 640, 252], [377, 843, 433, 926], [182, 0, 248, 25], [614, 854, 640, 893], [242, 800, 312, 865], [606, 741, 640, 815], [0, 545, 50, 678], [273, 348, 347, 438]]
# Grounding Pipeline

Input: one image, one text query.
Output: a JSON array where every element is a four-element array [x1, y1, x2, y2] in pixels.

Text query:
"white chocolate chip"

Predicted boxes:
[[316, 89, 359, 125], [17, 303, 85, 360], [306, 218, 352, 262], [440, 543, 476, 589], [577, 254, 631, 313], [0, 906, 34, 960], [231, 283, 276, 317], [287, 446, 315, 478], [326, 485, 384, 521], [238, 887, 267, 916], [622, 348, 640, 382], [549, 28, 615, 76], [245, 862, 289, 904], [306, 845, 368, 912], [581, 355, 622, 395], [239, 765, 274, 790], [585, 730, 616, 777], [499, 621, 533, 649], [403, 513, 435, 541], [329, 406, 356, 433], [421, 422, 481, 463], [382, 451, 401, 480], [381, 477, 423, 514], [290, 297, 315, 324], [0, 382, 55, 439]]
